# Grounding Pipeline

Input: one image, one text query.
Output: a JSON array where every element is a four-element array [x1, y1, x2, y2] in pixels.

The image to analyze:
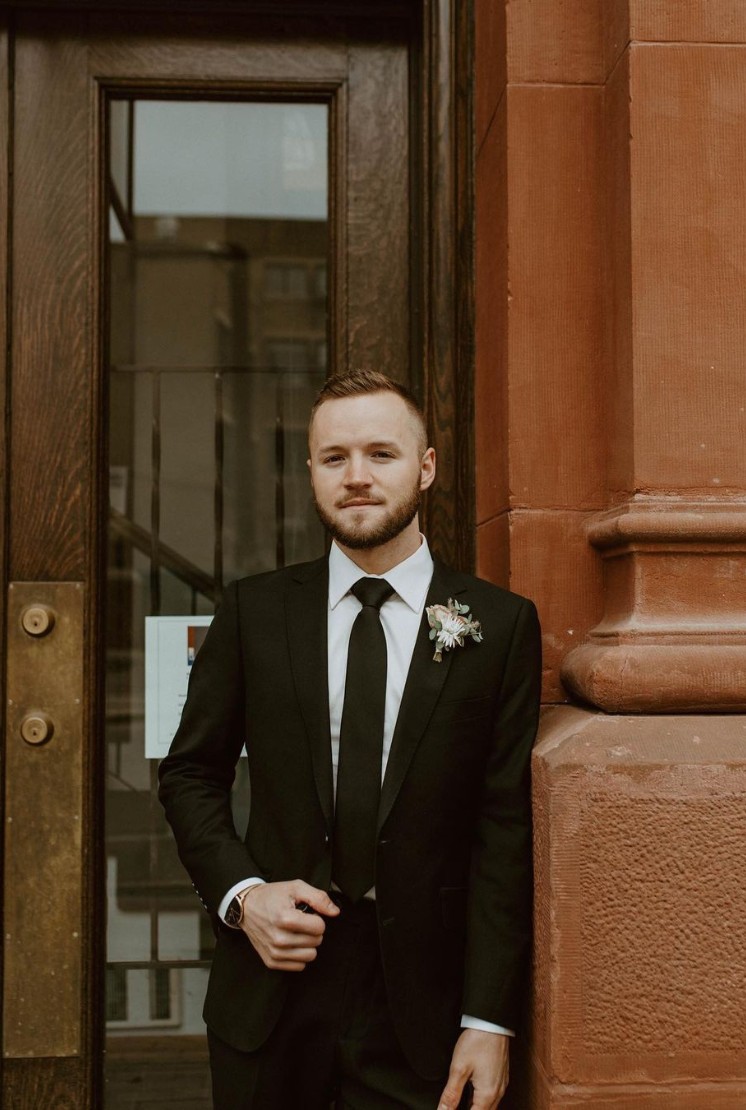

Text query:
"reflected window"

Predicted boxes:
[[264, 262, 310, 299], [105, 98, 328, 1103]]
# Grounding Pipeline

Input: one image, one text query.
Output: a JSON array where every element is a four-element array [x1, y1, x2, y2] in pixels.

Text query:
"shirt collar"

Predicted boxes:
[[328, 536, 434, 614]]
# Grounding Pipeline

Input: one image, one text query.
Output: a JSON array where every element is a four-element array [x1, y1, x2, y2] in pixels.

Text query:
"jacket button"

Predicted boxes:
[[324, 833, 330, 845]]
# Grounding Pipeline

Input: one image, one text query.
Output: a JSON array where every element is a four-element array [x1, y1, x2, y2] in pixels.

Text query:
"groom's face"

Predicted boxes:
[[308, 391, 435, 551]]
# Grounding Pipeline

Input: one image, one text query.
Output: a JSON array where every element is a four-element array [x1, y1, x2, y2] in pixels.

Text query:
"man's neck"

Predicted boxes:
[[335, 521, 422, 576]]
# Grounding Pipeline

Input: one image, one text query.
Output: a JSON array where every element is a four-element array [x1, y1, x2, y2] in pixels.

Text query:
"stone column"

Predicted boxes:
[[475, 2, 746, 1106], [561, 9, 746, 715]]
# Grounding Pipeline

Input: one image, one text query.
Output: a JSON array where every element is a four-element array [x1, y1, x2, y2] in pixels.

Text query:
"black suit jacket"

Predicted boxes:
[[158, 555, 542, 1080]]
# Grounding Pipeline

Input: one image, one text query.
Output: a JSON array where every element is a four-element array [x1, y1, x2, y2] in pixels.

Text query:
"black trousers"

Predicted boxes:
[[208, 895, 464, 1110]]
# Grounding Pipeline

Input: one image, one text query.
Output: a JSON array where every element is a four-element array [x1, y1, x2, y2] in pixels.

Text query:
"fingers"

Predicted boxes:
[[439, 1079, 505, 1110], [254, 908, 325, 958], [253, 911, 324, 969], [290, 881, 340, 918], [273, 915, 325, 946], [471, 1084, 505, 1109], [262, 945, 320, 972], [471, 1080, 507, 1109], [440, 1030, 509, 1110], [438, 1064, 467, 1110], [276, 904, 327, 938], [437, 1074, 466, 1110]]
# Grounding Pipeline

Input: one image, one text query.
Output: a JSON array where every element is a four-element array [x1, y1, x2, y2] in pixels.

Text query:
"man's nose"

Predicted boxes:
[[344, 457, 372, 486]]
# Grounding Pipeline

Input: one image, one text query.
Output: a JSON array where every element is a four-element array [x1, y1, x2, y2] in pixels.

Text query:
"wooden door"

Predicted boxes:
[[0, 4, 472, 1106]]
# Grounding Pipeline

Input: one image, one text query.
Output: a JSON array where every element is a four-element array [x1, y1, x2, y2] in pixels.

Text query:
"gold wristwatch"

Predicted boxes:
[[224, 885, 255, 929]]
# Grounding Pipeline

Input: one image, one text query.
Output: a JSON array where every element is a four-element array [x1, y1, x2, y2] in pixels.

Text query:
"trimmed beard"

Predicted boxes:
[[312, 478, 421, 550]]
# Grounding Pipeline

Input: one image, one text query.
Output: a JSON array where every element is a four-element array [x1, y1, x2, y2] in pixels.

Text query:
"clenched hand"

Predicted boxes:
[[240, 880, 339, 971]]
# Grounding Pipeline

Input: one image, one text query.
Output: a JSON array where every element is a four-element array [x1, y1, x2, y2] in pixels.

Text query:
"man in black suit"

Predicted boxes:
[[159, 370, 542, 1109]]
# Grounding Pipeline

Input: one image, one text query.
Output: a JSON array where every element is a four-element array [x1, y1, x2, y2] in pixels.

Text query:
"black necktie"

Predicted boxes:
[[333, 577, 394, 902]]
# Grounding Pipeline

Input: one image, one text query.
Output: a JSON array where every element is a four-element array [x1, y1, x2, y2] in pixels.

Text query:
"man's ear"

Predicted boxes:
[[419, 447, 436, 491]]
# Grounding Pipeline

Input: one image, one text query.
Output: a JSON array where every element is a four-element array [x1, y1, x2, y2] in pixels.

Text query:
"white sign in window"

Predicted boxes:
[[144, 616, 213, 759]]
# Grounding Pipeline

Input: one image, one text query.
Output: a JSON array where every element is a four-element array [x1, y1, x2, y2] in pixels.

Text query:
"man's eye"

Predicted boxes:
[[372, 451, 394, 459], [323, 455, 344, 464]]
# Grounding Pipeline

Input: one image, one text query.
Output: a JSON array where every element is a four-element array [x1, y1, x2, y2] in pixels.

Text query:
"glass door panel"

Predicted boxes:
[[105, 98, 328, 1105]]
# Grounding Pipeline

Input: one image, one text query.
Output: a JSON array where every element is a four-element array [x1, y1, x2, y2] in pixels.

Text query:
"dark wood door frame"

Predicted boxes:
[[0, 3, 474, 1106], [1, 0, 475, 565]]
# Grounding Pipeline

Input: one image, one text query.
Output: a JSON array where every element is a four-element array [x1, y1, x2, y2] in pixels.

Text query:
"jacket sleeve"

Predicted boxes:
[[462, 596, 542, 1030], [158, 581, 263, 913]]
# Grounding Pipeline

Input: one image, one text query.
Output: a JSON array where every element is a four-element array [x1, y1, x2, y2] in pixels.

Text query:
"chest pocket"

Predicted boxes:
[[431, 693, 493, 726]]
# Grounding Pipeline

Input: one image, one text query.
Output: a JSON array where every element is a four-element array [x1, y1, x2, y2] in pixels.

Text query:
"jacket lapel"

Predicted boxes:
[[284, 558, 334, 832], [378, 560, 469, 831]]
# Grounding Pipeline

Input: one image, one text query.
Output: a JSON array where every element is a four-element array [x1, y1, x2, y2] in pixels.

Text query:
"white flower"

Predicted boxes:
[[438, 614, 466, 649], [426, 599, 483, 662]]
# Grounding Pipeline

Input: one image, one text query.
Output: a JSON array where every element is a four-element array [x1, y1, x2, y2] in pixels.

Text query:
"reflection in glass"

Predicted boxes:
[[105, 99, 328, 1105]]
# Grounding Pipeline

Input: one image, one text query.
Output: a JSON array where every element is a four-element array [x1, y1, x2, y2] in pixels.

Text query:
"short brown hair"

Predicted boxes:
[[309, 370, 428, 455]]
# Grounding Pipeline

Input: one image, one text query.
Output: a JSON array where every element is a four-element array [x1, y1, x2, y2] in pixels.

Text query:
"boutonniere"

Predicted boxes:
[[426, 599, 483, 663]]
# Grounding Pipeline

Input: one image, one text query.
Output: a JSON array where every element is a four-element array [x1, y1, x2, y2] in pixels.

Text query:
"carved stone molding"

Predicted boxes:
[[561, 499, 746, 712]]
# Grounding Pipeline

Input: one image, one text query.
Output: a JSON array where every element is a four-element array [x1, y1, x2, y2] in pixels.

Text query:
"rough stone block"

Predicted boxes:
[[531, 708, 746, 1105]]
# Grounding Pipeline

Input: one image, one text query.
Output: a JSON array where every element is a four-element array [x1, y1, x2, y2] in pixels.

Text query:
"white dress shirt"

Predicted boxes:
[[326, 536, 433, 794], [218, 537, 513, 1037]]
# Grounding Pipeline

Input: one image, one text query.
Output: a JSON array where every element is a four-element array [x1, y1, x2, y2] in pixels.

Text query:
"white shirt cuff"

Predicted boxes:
[[461, 1015, 515, 1037], [217, 877, 266, 922]]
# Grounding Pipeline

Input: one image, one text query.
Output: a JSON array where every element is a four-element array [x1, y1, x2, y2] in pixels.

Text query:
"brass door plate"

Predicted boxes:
[[3, 582, 84, 1059]]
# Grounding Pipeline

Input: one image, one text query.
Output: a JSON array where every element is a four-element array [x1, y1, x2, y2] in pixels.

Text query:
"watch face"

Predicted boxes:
[[225, 896, 242, 927]]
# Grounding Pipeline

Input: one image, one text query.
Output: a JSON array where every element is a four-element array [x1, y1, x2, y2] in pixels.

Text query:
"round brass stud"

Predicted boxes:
[[21, 605, 56, 637], [20, 713, 54, 746]]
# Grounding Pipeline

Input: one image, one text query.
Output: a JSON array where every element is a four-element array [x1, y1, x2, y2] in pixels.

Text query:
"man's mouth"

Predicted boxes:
[[338, 498, 382, 508]]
